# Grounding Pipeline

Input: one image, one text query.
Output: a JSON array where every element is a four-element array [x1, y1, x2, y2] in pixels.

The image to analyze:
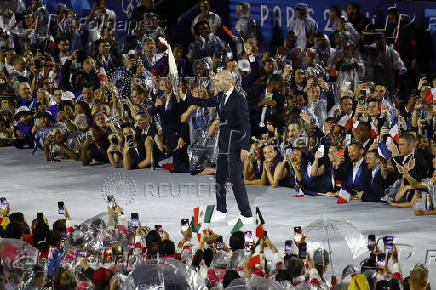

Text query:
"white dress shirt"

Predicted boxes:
[[352, 157, 364, 182], [223, 87, 234, 106]]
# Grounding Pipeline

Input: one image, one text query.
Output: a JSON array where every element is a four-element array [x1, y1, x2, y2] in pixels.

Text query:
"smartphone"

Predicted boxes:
[[37, 212, 43, 222], [0, 197, 7, 209], [383, 236, 394, 253], [285, 147, 293, 157], [244, 231, 253, 252], [359, 98, 366, 106], [368, 235, 376, 251], [285, 240, 292, 254], [58, 201, 64, 215], [155, 225, 162, 231], [346, 134, 352, 145], [377, 253, 386, 269], [294, 226, 302, 243], [131, 213, 139, 228], [338, 149, 345, 157], [107, 195, 115, 208], [360, 89, 367, 97], [216, 236, 223, 250], [60, 231, 66, 239], [126, 135, 133, 142], [317, 145, 324, 158], [181, 218, 189, 232], [111, 136, 118, 145], [285, 60, 293, 68], [298, 243, 307, 259]]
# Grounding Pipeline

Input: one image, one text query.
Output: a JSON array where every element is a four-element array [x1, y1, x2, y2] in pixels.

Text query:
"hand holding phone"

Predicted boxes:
[[181, 219, 189, 232], [131, 213, 139, 228], [58, 201, 64, 215], [294, 226, 302, 243], [0, 198, 7, 209], [368, 235, 376, 251], [244, 231, 253, 252], [216, 236, 223, 250], [383, 236, 394, 254], [285, 240, 292, 254], [298, 243, 307, 259]]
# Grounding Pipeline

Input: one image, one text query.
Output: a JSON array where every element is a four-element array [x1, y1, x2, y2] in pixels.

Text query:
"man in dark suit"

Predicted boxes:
[[361, 150, 386, 202], [181, 70, 253, 225], [334, 142, 371, 197], [388, 132, 429, 184]]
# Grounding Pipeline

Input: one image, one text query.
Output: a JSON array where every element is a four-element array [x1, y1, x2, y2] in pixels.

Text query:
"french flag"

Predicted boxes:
[[336, 112, 353, 130], [370, 120, 378, 139], [389, 115, 399, 144], [378, 141, 392, 160], [425, 88, 436, 105]]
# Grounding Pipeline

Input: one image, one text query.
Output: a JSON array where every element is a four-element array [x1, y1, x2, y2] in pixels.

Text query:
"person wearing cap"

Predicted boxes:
[[287, 3, 318, 50]]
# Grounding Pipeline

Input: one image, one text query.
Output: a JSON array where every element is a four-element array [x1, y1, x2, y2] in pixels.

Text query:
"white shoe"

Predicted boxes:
[[227, 214, 254, 226], [210, 211, 227, 222]]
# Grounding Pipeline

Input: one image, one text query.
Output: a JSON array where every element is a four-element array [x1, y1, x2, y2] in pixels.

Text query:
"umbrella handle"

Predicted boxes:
[[326, 225, 334, 279]]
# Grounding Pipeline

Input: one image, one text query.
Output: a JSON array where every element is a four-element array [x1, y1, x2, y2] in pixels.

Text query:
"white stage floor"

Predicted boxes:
[[1, 146, 435, 282]]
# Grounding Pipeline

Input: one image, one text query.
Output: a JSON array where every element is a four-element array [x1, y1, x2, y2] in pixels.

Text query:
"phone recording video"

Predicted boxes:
[[377, 253, 386, 269], [383, 236, 394, 253], [181, 218, 189, 232], [107, 195, 115, 207], [294, 226, 302, 243], [37, 212, 43, 222], [285, 240, 292, 254], [317, 145, 324, 158], [244, 231, 253, 252], [216, 236, 223, 250], [298, 243, 307, 259], [111, 136, 118, 145], [368, 235, 376, 251], [131, 213, 139, 228], [0, 197, 7, 209], [58, 201, 64, 215], [155, 225, 162, 231]]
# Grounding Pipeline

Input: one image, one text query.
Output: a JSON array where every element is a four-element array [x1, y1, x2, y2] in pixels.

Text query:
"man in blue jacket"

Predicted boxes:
[[334, 142, 371, 197], [361, 150, 387, 202]]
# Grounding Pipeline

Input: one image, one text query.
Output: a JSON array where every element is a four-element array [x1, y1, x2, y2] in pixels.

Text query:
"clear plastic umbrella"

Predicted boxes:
[[303, 218, 367, 276], [0, 238, 39, 286], [226, 276, 284, 289], [126, 258, 204, 289]]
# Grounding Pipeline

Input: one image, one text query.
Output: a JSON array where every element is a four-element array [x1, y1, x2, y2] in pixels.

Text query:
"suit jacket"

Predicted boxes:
[[185, 89, 250, 153], [335, 158, 371, 194], [362, 168, 385, 202], [391, 151, 429, 183]]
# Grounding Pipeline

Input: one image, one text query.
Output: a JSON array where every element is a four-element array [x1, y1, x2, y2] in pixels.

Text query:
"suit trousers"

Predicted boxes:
[[215, 150, 252, 217]]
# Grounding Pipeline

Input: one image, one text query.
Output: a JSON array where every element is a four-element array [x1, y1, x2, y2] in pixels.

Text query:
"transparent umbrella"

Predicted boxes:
[[226, 276, 284, 289], [0, 239, 39, 286], [127, 258, 203, 289], [303, 218, 367, 276]]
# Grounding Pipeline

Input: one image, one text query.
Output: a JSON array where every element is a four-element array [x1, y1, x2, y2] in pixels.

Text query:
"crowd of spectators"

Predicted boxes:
[[0, 201, 431, 289], [0, 0, 435, 287]]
